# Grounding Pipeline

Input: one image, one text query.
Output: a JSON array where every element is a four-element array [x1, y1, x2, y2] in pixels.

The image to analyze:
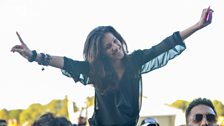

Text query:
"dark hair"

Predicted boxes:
[[0, 119, 7, 126], [31, 112, 72, 126], [83, 26, 128, 93], [141, 117, 159, 126], [185, 97, 217, 123]]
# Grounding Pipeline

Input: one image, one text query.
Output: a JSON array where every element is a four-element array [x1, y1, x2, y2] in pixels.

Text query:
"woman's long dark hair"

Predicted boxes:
[[83, 26, 128, 93]]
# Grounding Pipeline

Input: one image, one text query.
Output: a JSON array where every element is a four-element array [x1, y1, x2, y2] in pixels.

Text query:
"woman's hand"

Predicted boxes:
[[179, 7, 214, 41], [196, 6, 214, 30], [11, 32, 32, 60]]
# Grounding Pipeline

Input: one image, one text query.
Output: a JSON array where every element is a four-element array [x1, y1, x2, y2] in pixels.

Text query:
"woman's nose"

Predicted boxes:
[[112, 44, 119, 52]]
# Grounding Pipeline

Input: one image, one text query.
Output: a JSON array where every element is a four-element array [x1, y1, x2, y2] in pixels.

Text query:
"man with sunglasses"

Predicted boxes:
[[185, 98, 218, 126]]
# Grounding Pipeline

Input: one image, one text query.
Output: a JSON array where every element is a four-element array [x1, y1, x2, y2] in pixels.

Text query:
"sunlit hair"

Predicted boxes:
[[185, 97, 217, 124], [83, 26, 128, 93]]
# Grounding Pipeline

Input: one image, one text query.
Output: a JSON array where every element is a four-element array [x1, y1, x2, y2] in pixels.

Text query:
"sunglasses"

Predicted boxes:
[[192, 114, 217, 123]]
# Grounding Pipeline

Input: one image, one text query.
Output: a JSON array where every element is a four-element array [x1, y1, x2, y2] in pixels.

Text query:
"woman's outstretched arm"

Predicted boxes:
[[11, 32, 64, 69], [180, 7, 213, 41]]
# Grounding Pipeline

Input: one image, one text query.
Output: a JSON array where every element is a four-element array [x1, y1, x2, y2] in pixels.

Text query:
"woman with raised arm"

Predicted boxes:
[[11, 7, 213, 126]]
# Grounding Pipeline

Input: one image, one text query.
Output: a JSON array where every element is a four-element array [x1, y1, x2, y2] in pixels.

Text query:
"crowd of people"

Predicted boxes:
[[0, 97, 221, 126]]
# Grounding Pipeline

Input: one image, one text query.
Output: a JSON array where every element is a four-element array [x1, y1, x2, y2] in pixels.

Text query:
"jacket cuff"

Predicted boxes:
[[174, 31, 186, 48]]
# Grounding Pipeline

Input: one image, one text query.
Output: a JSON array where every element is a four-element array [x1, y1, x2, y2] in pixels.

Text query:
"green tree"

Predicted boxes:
[[46, 97, 69, 118], [72, 102, 79, 113], [170, 100, 189, 112], [213, 100, 224, 116], [0, 109, 9, 119], [19, 110, 32, 125], [86, 96, 94, 108], [8, 109, 22, 122], [1, 96, 79, 125], [19, 103, 44, 125]]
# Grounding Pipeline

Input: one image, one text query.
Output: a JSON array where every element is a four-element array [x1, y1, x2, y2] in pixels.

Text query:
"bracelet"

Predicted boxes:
[[38, 53, 52, 66], [38, 53, 46, 65], [28, 50, 37, 62]]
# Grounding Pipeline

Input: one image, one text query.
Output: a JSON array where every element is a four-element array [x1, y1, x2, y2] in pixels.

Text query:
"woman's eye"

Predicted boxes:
[[114, 39, 118, 43], [105, 45, 111, 50]]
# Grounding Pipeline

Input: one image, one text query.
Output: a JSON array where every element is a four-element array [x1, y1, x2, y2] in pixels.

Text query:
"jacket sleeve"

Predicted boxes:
[[61, 57, 91, 85], [137, 31, 186, 74]]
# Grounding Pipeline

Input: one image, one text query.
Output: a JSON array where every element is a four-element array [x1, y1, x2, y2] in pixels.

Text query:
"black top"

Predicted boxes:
[[62, 31, 186, 126]]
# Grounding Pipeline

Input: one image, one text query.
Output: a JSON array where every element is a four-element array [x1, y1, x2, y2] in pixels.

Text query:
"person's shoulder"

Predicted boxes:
[[127, 49, 143, 58], [125, 50, 144, 66]]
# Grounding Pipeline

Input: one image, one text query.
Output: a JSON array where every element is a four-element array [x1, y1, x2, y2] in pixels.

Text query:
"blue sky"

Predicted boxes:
[[1, 0, 224, 110]]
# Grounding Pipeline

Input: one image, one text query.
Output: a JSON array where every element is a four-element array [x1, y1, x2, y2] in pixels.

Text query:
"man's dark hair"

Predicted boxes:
[[0, 119, 7, 126], [31, 112, 72, 126], [185, 97, 217, 123]]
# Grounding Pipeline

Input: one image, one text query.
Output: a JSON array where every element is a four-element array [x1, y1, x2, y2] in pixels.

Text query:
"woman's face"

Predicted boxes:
[[187, 105, 217, 126], [102, 32, 125, 61]]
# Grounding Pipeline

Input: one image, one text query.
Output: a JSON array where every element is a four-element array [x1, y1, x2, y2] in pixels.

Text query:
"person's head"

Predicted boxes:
[[185, 98, 217, 126], [78, 116, 86, 125], [0, 119, 7, 126], [83, 26, 128, 64], [83, 26, 129, 92], [141, 117, 160, 126], [31, 112, 72, 126]]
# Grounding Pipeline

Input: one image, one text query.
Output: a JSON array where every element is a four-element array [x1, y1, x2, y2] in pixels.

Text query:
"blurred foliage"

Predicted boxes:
[[169, 100, 189, 112], [19, 103, 44, 124], [0, 96, 81, 125], [213, 100, 224, 116], [8, 109, 22, 122], [86, 96, 94, 108], [0, 109, 9, 119]]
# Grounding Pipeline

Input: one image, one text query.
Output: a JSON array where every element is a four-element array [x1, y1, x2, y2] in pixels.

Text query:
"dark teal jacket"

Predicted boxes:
[[62, 31, 186, 126]]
